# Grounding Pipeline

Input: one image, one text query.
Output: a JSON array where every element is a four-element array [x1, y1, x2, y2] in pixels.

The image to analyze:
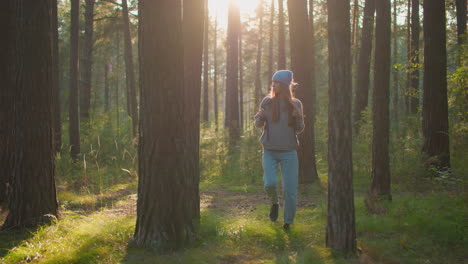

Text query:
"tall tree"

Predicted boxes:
[[135, 0, 200, 248], [288, 0, 319, 183], [183, 0, 205, 224], [405, 0, 411, 113], [213, 17, 219, 129], [353, 0, 375, 131], [267, 0, 275, 91], [52, 0, 61, 153], [392, 0, 399, 122], [225, 1, 241, 141], [80, 0, 95, 120], [422, 0, 450, 168], [255, 2, 264, 106], [69, 0, 80, 160], [3, 0, 58, 228], [309, 0, 316, 112], [122, 0, 138, 135], [104, 62, 110, 112], [239, 24, 244, 129], [351, 0, 360, 54], [455, 0, 466, 45], [326, 0, 356, 252], [203, 1, 210, 124], [370, 0, 391, 199], [278, 0, 286, 69], [409, 0, 420, 114]]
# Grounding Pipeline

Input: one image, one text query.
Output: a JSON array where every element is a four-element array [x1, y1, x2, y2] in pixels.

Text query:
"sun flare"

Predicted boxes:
[[209, 0, 261, 19]]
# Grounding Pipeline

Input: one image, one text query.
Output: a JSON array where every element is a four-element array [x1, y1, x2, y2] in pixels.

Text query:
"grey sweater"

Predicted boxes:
[[254, 96, 305, 151]]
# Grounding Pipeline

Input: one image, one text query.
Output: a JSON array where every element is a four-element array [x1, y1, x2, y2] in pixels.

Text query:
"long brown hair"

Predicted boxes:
[[270, 81, 300, 126]]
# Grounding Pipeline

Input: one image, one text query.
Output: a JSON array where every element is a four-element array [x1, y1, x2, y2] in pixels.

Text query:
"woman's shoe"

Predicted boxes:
[[283, 223, 290, 231], [269, 204, 279, 222]]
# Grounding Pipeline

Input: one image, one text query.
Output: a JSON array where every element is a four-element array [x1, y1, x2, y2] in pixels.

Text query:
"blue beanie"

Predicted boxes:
[[272, 70, 297, 86]]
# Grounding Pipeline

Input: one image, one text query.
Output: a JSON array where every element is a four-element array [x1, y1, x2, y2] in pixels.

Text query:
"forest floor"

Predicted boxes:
[[0, 171, 466, 264]]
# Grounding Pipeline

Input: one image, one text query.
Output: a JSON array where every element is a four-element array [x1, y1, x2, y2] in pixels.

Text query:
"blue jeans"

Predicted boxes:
[[262, 149, 298, 224]]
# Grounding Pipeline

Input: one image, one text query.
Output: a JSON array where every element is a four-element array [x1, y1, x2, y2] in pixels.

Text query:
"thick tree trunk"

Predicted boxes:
[[213, 18, 219, 130], [226, 2, 241, 141], [409, 0, 420, 114], [203, 1, 210, 124], [370, 0, 391, 199], [135, 0, 199, 249], [239, 26, 244, 130], [288, 0, 318, 184], [392, 0, 399, 122], [278, 0, 286, 69], [183, 0, 204, 225], [52, 0, 62, 153], [80, 0, 94, 120], [422, 0, 450, 168], [3, 0, 58, 229], [326, 0, 356, 253], [69, 0, 80, 160], [353, 0, 375, 132], [268, 0, 275, 90], [456, 0, 466, 45], [122, 0, 138, 136], [255, 2, 264, 107]]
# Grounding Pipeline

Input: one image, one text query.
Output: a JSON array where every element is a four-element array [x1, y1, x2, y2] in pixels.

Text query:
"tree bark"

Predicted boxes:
[[104, 62, 110, 112], [288, 0, 318, 184], [52, 0, 62, 153], [69, 0, 81, 160], [353, 0, 375, 132], [122, 0, 138, 136], [80, 0, 95, 120], [326, 0, 356, 253], [268, 0, 275, 90], [225, 1, 241, 142], [3, 0, 58, 229], [278, 0, 286, 69], [456, 0, 466, 45], [203, 0, 210, 124], [255, 2, 264, 107], [405, 0, 411, 114], [213, 18, 219, 130], [422, 0, 450, 168], [351, 0, 360, 53], [134, 0, 199, 249], [370, 0, 391, 199], [392, 0, 399, 122], [239, 25, 244, 130], [409, 0, 420, 114]]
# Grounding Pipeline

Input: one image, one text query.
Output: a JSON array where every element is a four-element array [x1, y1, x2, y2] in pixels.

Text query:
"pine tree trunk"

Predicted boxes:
[[309, 0, 316, 114], [122, 0, 138, 136], [405, 0, 411, 113], [104, 63, 110, 112], [226, 2, 241, 142], [255, 2, 264, 106], [278, 0, 286, 69], [203, 1, 210, 124], [409, 0, 419, 114], [3, 0, 58, 229], [134, 0, 199, 249], [351, 0, 359, 52], [52, 0, 62, 153], [288, 0, 318, 184], [239, 26, 244, 130], [392, 0, 399, 122], [213, 18, 219, 130], [422, 0, 450, 168], [80, 0, 94, 120], [69, 0, 80, 160], [326, 0, 356, 253], [268, 0, 275, 91], [353, 0, 375, 131], [370, 0, 391, 199], [456, 0, 466, 45]]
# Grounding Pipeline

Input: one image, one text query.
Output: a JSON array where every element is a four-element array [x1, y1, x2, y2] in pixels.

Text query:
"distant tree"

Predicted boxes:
[[353, 0, 375, 132], [104, 62, 110, 112], [308, 0, 316, 116], [351, 0, 360, 57], [267, 0, 275, 90], [80, 0, 95, 120], [69, 0, 81, 160], [409, 0, 420, 114], [122, 0, 138, 135], [255, 1, 264, 106], [52, 0, 61, 153], [3, 0, 58, 228], [326, 0, 356, 252], [392, 0, 399, 122], [239, 25, 244, 129], [203, 0, 210, 124], [134, 0, 200, 248], [225, 1, 241, 141], [278, 0, 286, 69], [405, 0, 411, 113], [422, 0, 450, 168], [213, 18, 219, 129], [288, 0, 318, 183], [370, 0, 391, 199], [456, 0, 466, 45]]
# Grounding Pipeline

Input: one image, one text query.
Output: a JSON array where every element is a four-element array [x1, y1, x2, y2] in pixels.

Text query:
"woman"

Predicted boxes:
[[254, 70, 305, 231]]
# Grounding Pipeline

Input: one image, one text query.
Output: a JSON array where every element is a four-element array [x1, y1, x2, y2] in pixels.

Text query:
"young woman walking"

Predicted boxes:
[[254, 70, 305, 231]]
